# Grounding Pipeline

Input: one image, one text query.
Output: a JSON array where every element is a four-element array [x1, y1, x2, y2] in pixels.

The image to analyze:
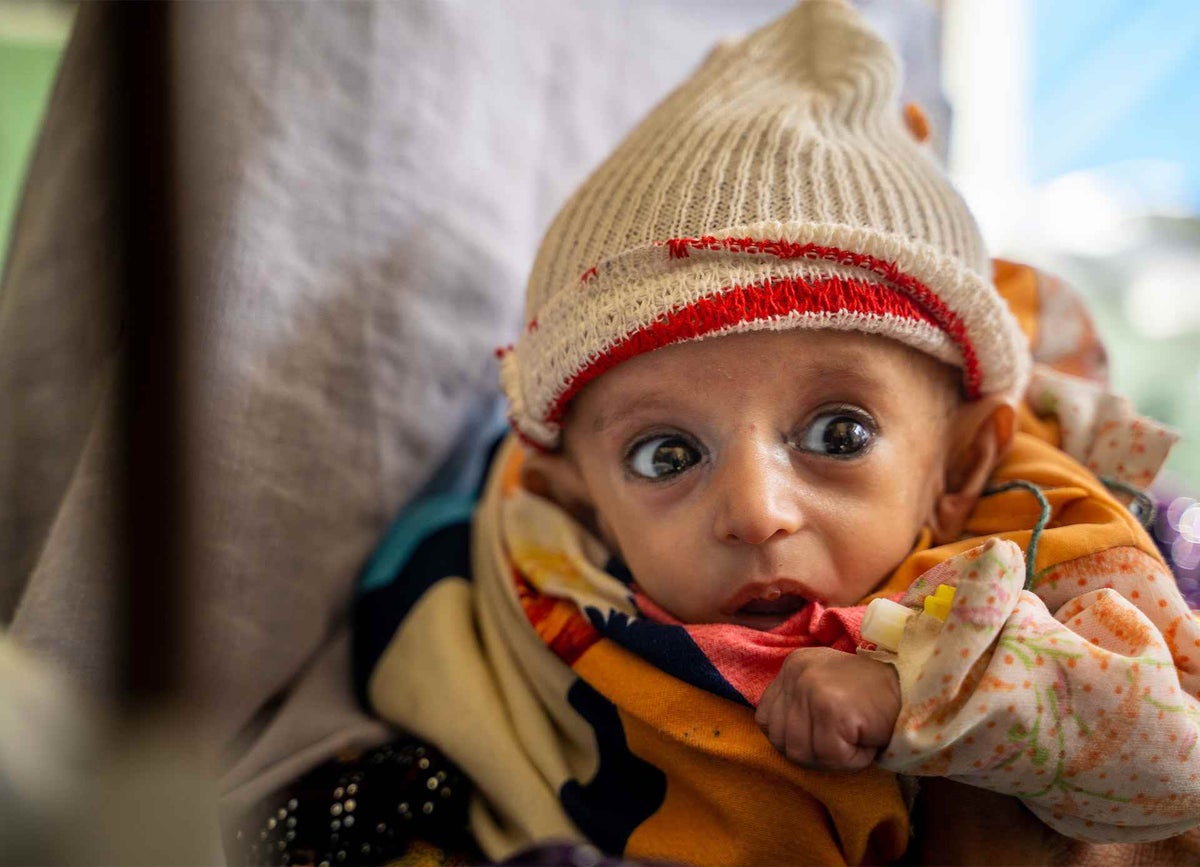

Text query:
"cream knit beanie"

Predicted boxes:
[[500, 0, 1031, 450]]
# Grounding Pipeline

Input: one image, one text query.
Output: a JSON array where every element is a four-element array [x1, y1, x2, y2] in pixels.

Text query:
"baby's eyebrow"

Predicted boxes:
[[799, 363, 886, 392], [591, 393, 682, 435]]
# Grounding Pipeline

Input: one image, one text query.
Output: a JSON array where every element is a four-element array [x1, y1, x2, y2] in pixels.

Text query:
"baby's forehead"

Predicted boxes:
[[568, 329, 963, 429]]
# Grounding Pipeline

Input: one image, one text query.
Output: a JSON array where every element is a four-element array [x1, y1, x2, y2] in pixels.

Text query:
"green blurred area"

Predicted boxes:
[[1078, 260, 1200, 489], [0, 6, 71, 273]]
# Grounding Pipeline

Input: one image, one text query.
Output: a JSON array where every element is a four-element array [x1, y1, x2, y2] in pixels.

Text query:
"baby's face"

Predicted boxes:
[[559, 329, 962, 629]]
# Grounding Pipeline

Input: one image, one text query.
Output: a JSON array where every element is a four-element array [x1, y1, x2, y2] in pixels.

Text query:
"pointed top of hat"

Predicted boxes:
[[718, 0, 900, 119]]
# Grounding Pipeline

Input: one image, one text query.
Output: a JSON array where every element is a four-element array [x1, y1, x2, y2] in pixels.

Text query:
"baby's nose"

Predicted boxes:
[[711, 442, 803, 545]]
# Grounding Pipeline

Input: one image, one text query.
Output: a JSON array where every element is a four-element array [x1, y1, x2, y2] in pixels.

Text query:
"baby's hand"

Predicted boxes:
[[754, 647, 900, 772]]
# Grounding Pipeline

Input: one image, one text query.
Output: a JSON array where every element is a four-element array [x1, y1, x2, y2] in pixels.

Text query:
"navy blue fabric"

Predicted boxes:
[[603, 555, 635, 586], [558, 679, 667, 855], [585, 608, 749, 707]]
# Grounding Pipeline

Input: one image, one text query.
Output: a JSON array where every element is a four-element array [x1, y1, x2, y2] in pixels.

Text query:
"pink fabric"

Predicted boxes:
[[634, 590, 869, 704]]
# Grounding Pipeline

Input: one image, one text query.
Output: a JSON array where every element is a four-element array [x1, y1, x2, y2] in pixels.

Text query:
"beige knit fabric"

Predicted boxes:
[[501, 0, 1030, 449]]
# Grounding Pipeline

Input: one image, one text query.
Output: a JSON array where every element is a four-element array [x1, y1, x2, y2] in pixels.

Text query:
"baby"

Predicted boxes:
[[358, 1, 1200, 864]]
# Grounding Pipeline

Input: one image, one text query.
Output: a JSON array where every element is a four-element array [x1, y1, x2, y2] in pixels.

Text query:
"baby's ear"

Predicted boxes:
[[520, 448, 599, 533], [928, 398, 1016, 545]]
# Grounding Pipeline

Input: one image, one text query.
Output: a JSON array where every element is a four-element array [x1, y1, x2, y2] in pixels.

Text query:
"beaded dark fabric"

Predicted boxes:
[[230, 737, 479, 867]]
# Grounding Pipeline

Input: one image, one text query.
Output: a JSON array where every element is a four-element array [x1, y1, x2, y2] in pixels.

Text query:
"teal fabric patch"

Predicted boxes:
[[359, 493, 477, 594]]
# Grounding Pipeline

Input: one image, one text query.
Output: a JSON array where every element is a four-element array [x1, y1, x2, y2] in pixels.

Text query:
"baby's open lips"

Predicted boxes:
[[736, 593, 809, 615], [722, 580, 814, 617]]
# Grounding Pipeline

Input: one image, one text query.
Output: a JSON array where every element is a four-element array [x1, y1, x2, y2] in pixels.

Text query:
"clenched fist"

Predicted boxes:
[[755, 646, 901, 772]]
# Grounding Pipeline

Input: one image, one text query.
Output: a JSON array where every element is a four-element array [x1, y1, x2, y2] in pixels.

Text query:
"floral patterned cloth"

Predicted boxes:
[[1026, 365, 1178, 493], [875, 537, 1200, 842]]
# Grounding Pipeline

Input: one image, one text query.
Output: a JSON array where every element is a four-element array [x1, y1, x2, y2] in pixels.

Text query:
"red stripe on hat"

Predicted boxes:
[[664, 236, 981, 396], [543, 274, 968, 436]]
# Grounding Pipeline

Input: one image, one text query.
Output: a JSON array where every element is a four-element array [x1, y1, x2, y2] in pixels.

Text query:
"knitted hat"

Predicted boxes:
[[500, 0, 1030, 450]]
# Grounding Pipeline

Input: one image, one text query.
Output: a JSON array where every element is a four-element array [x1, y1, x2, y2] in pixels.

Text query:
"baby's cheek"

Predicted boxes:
[[833, 515, 924, 602], [622, 540, 699, 610]]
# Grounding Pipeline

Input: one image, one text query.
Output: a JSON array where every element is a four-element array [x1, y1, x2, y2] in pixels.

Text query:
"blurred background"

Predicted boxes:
[[0, 0, 72, 274], [945, 0, 1200, 484], [942, 0, 1200, 576]]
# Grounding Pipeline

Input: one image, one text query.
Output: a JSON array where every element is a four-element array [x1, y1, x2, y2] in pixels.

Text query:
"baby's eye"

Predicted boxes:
[[798, 412, 875, 458], [627, 435, 702, 480]]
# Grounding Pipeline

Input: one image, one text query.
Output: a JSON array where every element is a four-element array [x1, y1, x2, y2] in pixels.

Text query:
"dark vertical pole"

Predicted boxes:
[[111, 3, 189, 711]]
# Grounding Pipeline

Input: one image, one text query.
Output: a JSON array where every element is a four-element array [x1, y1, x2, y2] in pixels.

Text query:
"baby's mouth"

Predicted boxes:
[[722, 580, 814, 623], [736, 593, 809, 616]]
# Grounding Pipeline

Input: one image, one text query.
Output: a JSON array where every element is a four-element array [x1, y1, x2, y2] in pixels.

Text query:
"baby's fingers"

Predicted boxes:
[[755, 677, 781, 729], [780, 693, 816, 767], [757, 686, 790, 753], [812, 719, 876, 771]]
